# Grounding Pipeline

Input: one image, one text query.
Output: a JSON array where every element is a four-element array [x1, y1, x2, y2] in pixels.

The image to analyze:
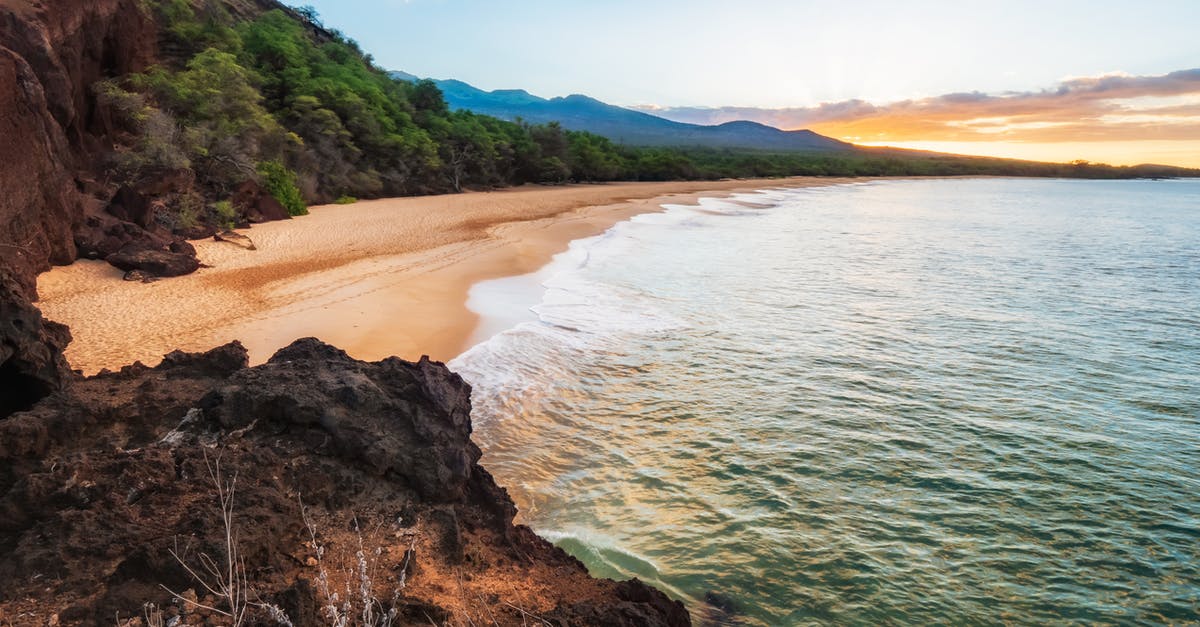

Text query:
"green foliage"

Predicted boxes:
[[96, 3, 1188, 236], [567, 132, 623, 181], [212, 199, 237, 228], [257, 161, 308, 216], [235, 10, 441, 198], [156, 0, 241, 59], [94, 80, 190, 181], [333, 196, 358, 205], [174, 192, 203, 230], [131, 48, 295, 193]]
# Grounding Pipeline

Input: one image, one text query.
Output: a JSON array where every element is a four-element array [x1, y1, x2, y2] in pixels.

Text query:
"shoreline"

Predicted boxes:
[[37, 177, 863, 374]]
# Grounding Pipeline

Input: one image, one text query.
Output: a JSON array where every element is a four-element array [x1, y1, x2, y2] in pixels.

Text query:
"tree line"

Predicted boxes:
[[96, 1, 1193, 228]]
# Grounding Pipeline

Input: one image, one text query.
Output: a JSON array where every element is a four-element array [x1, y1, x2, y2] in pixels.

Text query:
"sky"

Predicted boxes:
[[293, 0, 1200, 167]]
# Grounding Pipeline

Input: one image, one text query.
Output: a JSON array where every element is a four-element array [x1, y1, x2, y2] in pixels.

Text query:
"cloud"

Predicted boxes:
[[632, 69, 1200, 144]]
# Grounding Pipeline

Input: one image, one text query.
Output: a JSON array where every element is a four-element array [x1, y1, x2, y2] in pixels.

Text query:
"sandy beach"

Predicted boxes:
[[36, 177, 857, 374]]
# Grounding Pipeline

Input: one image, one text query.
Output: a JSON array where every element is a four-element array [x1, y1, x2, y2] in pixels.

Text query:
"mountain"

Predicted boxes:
[[395, 73, 855, 153]]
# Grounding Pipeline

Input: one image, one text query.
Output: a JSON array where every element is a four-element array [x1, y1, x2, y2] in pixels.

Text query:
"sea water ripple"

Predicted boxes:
[[450, 178, 1200, 625]]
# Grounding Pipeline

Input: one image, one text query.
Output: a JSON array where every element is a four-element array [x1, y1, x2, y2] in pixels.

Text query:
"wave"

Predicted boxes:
[[451, 189, 792, 377]]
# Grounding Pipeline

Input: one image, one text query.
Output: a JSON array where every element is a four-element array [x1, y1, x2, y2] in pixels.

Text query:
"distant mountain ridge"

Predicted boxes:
[[391, 72, 855, 153]]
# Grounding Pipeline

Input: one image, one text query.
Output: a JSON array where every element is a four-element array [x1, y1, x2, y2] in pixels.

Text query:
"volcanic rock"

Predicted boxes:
[[0, 0, 693, 622], [0, 269, 72, 418], [106, 243, 201, 277], [0, 0, 158, 293], [0, 339, 691, 625]]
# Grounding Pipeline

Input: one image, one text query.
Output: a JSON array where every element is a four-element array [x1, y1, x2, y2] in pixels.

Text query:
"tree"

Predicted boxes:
[[257, 161, 308, 216], [137, 48, 293, 192]]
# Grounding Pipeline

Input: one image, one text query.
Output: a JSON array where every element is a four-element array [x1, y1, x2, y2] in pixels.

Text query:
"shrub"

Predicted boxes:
[[333, 196, 357, 205], [212, 199, 237, 228], [173, 192, 205, 231], [95, 80, 191, 182], [257, 161, 308, 216]]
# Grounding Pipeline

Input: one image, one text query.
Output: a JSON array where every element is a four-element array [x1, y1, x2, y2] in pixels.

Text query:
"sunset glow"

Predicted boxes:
[[298, 0, 1200, 168], [853, 140, 1200, 168], [638, 69, 1200, 167]]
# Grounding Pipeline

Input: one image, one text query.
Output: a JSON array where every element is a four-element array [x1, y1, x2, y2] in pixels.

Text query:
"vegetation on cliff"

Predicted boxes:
[[101, 0, 646, 221], [97, 1, 1196, 232]]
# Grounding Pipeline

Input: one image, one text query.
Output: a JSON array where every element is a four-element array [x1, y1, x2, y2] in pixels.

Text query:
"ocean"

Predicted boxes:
[[448, 178, 1200, 625]]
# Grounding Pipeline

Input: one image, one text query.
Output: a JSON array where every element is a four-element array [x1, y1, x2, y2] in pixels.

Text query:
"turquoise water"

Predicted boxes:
[[449, 178, 1200, 625]]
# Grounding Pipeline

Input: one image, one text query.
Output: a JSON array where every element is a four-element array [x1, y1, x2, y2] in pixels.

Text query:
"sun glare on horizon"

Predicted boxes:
[[850, 140, 1200, 168]]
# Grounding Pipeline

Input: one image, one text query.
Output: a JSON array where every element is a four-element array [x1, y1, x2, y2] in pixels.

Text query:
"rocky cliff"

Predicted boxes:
[[0, 1, 691, 624], [0, 339, 689, 625], [0, 0, 159, 413], [0, 0, 157, 291], [0, 0, 294, 299], [0, 0, 307, 416]]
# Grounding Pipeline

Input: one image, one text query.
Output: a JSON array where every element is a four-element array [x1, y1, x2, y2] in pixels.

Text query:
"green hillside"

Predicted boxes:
[[98, 1, 1198, 228]]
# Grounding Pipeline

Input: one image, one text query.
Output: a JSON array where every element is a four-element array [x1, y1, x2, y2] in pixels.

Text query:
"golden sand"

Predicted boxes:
[[37, 178, 859, 374]]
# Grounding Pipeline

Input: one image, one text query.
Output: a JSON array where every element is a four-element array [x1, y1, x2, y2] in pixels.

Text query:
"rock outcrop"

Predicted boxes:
[[106, 242, 202, 278], [232, 180, 292, 224], [0, 270, 71, 418], [0, 1, 694, 624], [0, 0, 275, 410], [0, 0, 158, 289], [0, 0, 298, 288], [0, 339, 691, 625]]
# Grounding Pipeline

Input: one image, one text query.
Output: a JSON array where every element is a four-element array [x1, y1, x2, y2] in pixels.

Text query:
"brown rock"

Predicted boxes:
[[0, 45, 79, 294], [75, 215, 173, 260], [105, 187, 158, 229], [0, 339, 692, 625], [232, 179, 291, 223], [0, 0, 158, 295], [0, 269, 72, 418], [106, 244, 200, 277], [167, 239, 195, 256], [106, 169, 196, 228]]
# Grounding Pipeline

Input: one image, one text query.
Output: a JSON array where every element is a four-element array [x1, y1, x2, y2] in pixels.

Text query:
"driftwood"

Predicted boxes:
[[214, 230, 256, 251]]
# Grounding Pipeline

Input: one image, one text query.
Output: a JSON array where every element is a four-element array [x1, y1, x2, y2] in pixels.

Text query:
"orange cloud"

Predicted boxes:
[[634, 69, 1200, 165]]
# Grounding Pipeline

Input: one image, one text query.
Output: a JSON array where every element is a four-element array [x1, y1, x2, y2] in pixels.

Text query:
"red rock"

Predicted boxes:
[[232, 179, 291, 223]]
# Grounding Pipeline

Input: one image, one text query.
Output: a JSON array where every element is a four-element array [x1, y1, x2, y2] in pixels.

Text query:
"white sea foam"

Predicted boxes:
[[449, 190, 788, 401], [453, 192, 775, 441]]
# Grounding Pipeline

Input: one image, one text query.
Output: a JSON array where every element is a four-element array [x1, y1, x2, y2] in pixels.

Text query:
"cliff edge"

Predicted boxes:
[[0, 339, 689, 625], [0, 1, 690, 624]]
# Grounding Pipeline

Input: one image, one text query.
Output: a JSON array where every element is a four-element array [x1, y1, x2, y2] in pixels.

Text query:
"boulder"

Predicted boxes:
[[232, 179, 291, 223], [74, 214, 177, 261], [167, 239, 196, 256], [106, 185, 159, 228], [106, 244, 200, 277], [200, 338, 479, 502], [106, 169, 197, 229]]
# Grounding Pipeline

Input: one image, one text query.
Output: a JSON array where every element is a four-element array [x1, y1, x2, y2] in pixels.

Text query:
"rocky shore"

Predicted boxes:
[[0, 339, 689, 625], [0, 0, 688, 623]]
